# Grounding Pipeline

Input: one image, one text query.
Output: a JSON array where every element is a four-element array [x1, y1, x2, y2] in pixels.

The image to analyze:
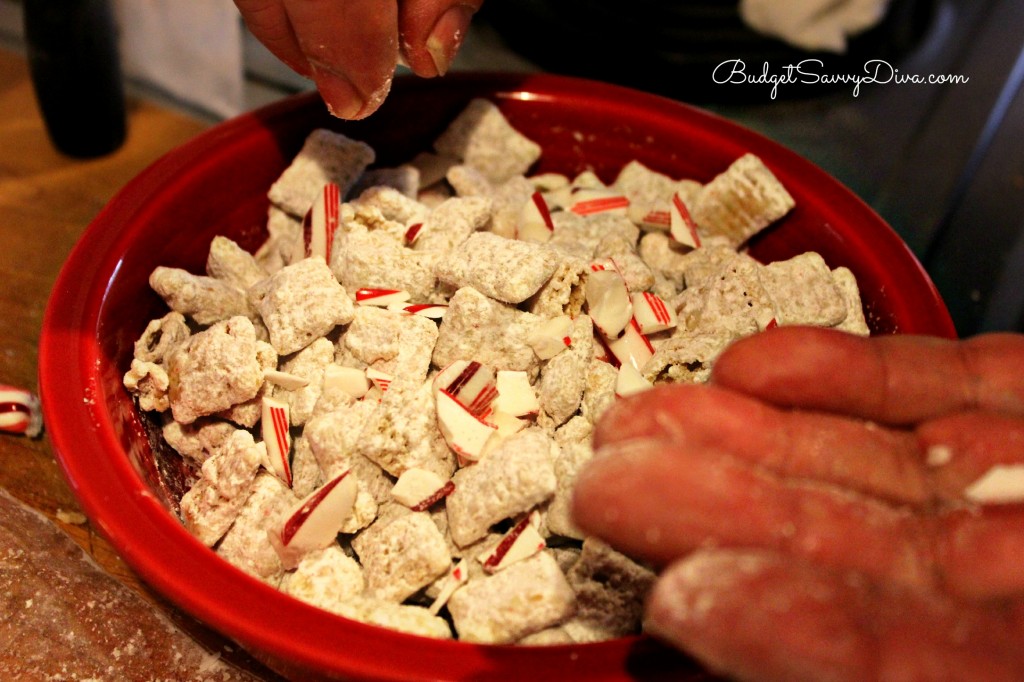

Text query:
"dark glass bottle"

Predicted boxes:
[[24, 0, 127, 158]]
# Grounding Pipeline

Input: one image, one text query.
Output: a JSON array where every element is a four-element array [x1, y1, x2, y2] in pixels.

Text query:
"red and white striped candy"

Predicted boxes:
[[355, 288, 411, 307], [387, 302, 448, 319], [631, 291, 677, 334], [606, 318, 655, 370], [525, 315, 573, 360], [404, 222, 424, 246], [670, 190, 702, 249], [270, 470, 358, 569], [517, 191, 555, 243], [261, 397, 293, 487], [391, 468, 455, 511], [429, 560, 469, 615], [629, 203, 672, 231], [303, 182, 341, 263], [586, 269, 633, 338], [570, 189, 630, 217], [365, 367, 394, 394], [323, 365, 370, 399], [433, 360, 498, 418], [478, 511, 546, 573], [0, 385, 42, 438], [435, 389, 498, 464]]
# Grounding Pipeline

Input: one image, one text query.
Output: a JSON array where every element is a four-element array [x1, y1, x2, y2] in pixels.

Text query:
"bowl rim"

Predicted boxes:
[[39, 71, 955, 681]]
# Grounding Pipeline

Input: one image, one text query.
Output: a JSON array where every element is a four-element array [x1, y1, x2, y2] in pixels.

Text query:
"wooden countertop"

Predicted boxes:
[[0, 47, 281, 679]]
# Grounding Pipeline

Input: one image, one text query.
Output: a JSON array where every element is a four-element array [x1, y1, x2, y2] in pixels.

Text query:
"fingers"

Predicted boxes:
[[710, 327, 1024, 426], [398, 0, 483, 77], [593, 384, 928, 504], [645, 549, 1024, 682], [236, 0, 399, 119]]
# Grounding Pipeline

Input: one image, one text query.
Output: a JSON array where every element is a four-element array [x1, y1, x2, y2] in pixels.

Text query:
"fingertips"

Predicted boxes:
[[399, 1, 482, 77]]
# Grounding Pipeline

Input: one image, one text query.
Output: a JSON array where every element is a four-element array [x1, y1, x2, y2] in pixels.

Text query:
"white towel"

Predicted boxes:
[[114, 0, 244, 119], [739, 0, 891, 53]]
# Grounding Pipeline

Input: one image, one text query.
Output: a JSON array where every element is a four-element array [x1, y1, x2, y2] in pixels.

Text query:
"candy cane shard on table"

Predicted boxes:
[[0, 385, 43, 437]]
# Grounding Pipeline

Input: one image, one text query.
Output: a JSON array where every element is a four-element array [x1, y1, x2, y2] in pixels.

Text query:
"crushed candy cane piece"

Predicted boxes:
[[492, 370, 540, 418], [963, 465, 1024, 504], [670, 191, 702, 249], [387, 302, 448, 319], [365, 367, 394, 393], [404, 222, 424, 246], [0, 385, 43, 438], [303, 182, 341, 263], [525, 315, 574, 360], [586, 270, 633, 338], [263, 369, 311, 391], [391, 468, 455, 511], [270, 470, 357, 569], [433, 360, 498, 417], [323, 365, 370, 399], [435, 389, 498, 463], [261, 396, 293, 486], [355, 288, 412, 307], [615, 363, 654, 397], [570, 189, 629, 216], [631, 291, 677, 333], [606, 319, 655, 370], [478, 512, 546, 573], [429, 560, 469, 615], [630, 204, 672, 231], [517, 191, 555, 243]]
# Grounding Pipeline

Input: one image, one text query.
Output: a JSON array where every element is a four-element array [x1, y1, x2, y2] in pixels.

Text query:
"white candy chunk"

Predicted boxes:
[[586, 269, 633, 338], [517, 191, 555, 243], [477, 514, 546, 573], [631, 291, 677, 333], [304, 182, 341, 262], [615, 362, 653, 397], [570, 189, 630, 217], [387, 302, 448, 319], [263, 369, 311, 391], [429, 560, 469, 616], [606, 320, 655, 370], [355, 288, 412, 307], [492, 370, 540, 418], [479, 411, 529, 459], [323, 365, 370, 399], [365, 367, 394, 394], [391, 467, 455, 511], [670, 190, 702, 249], [435, 389, 498, 463], [261, 396, 293, 486], [963, 465, 1024, 504], [526, 315, 574, 360], [270, 470, 357, 569], [433, 360, 498, 417]]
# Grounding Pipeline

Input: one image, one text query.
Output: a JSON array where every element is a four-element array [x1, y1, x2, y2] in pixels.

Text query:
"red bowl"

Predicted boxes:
[[39, 73, 955, 681]]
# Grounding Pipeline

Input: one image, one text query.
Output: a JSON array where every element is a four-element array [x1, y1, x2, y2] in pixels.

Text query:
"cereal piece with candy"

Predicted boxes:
[[526, 256, 589, 319], [446, 552, 576, 644], [351, 165, 421, 200], [337, 227, 438, 303], [206, 236, 267, 291], [269, 128, 375, 217], [123, 360, 170, 413], [352, 511, 452, 603], [581, 358, 618, 424], [760, 252, 848, 327], [344, 307, 438, 384], [538, 315, 593, 427], [550, 212, 640, 259], [690, 153, 795, 248], [132, 312, 190, 365], [288, 435, 325, 500], [161, 417, 238, 465], [831, 266, 871, 336], [256, 206, 305, 274], [268, 335, 325, 414], [149, 266, 254, 327], [563, 538, 656, 642], [485, 175, 535, 240], [446, 428, 557, 547], [282, 544, 365, 609], [435, 232, 559, 305], [546, 440, 593, 540], [336, 597, 452, 639], [179, 429, 263, 546], [594, 234, 655, 293], [216, 472, 298, 585], [166, 316, 265, 424], [679, 239, 743, 289], [217, 339, 278, 428], [410, 196, 492, 255], [432, 287, 542, 378], [432, 98, 541, 184], [255, 256, 354, 356], [637, 231, 692, 295], [676, 253, 777, 335], [642, 327, 740, 385], [353, 183, 429, 226], [346, 203, 409, 244], [356, 378, 455, 479], [445, 163, 493, 199]]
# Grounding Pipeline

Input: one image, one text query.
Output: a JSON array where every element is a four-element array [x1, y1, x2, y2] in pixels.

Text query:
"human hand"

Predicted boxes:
[[573, 326, 1024, 681], [234, 0, 483, 119]]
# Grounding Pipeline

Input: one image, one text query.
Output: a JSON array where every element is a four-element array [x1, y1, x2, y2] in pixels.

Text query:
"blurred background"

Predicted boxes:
[[1, 0, 1021, 337]]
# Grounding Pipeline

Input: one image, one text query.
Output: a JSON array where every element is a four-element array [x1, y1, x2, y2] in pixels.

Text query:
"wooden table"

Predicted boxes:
[[0, 47, 281, 679]]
